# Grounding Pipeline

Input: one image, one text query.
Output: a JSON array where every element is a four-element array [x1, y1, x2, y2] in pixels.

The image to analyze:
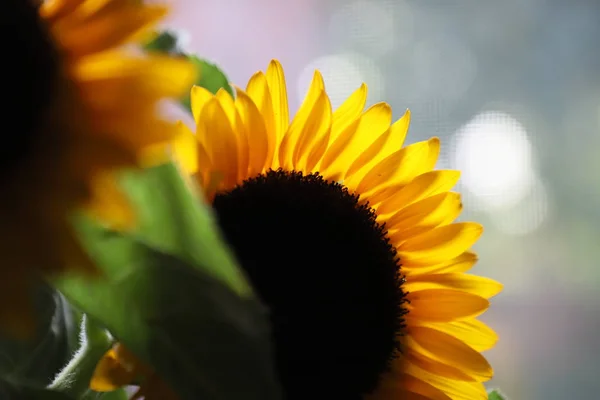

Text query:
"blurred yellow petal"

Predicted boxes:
[[90, 349, 136, 392], [53, 5, 167, 56], [171, 121, 198, 174]]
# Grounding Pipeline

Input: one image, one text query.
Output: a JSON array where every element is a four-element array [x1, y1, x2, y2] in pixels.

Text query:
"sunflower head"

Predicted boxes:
[[90, 60, 501, 400], [0, 0, 196, 337], [171, 60, 502, 400]]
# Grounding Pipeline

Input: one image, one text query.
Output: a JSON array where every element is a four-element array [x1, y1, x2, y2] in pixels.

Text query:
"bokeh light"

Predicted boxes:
[[452, 111, 536, 210], [297, 53, 384, 109], [328, 0, 413, 56]]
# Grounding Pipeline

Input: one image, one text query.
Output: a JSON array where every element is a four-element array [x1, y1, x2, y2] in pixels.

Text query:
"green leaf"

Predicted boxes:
[[488, 389, 508, 400], [55, 237, 282, 400], [143, 30, 234, 110], [0, 282, 79, 386], [119, 163, 250, 296], [53, 164, 282, 400], [177, 56, 233, 111], [81, 391, 129, 400], [0, 378, 75, 400], [188, 56, 234, 97], [143, 31, 179, 54]]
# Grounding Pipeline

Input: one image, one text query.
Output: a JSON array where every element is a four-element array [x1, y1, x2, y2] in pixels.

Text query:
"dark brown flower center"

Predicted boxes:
[[213, 169, 407, 399], [3, 0, 59, 172]]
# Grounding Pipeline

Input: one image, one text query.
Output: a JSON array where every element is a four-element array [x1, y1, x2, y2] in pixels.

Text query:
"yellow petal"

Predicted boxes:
[[54, 6, 167, 57], [197, 98, 239, 189], [75, 53, 195, 97], [40, 0, 81, 21], [266, 60, 290, 143], [293, 92, 332, 171], [375, 170, 461, 214], [87, 173, 134, 230], [331, 83, 367, 142], [405, 348, 474, 382], [320, 102, 392, 178], [246, 71, 277, 168], [413, 319, 498, 352], [90, 348, 136, 392], [407, 327, 493, 381], [171, 121, 198, 174], [404, 251, 478, 275], [278, 70, 324, 170], [405, 273, 503, 299], [386, 192, 462, 238], [401, 374, 453, 400], [216, 89, 249, 182], [192, 142, 214, 193], [406, 289, 489, 321], [367, 372, 451, 400], [93, 110, 178, 150], [304, 126, 332, 172], [235, 87, 270, 176], [404, 362, 488, 400], [346, 109, 410, 180], [191, 86, 214, 125], [62, 0, 120, 21], [398, 222, 483, 266], [352, 138, 439, 196]]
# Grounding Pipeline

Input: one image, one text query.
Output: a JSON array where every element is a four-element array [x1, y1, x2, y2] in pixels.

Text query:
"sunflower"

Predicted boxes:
[[92, 60, 502, 400], [1, 0, 195, 336]]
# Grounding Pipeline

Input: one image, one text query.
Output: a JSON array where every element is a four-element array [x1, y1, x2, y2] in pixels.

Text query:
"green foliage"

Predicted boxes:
[[186, 56, 234, 98], [49, 316, 114, 399], [488, 389, 508, 400], [0, 282, 79, 387], [119, 163, 250, 296], [53, 163, 282, 400], [143, 30, 234, 110], [143, 31, 179, 54], [0, 378, 75, 400]]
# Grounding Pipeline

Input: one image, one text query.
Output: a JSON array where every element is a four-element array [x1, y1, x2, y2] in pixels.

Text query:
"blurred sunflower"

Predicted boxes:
[[92, 60, 502, 400], [91, 343, 177, 400], [2, 0, 195, 336]]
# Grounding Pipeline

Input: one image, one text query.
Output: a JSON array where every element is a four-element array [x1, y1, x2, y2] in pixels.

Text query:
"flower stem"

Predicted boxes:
[[48, 314, 114, 397]]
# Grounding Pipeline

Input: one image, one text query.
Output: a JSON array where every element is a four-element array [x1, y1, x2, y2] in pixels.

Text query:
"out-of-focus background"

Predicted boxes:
[[167, 1, 600, 398]]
